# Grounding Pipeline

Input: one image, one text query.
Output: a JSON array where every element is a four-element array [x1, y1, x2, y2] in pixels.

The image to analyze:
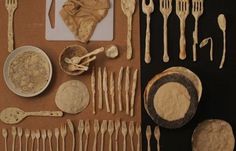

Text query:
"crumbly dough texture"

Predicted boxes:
[[55, 80, 89, 114], [154, 82, 191, 121], [192, 119, 235, 151], [60, 0, 110, 43], [9, 51, 50, 95]]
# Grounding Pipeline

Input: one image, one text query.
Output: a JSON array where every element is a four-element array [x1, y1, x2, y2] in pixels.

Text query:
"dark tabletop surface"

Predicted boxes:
[[140, 0, 236, 150]]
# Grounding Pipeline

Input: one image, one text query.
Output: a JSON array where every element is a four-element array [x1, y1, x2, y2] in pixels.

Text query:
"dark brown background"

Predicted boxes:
[[141, 0, 236, 150], [0, 0, 141, 150]]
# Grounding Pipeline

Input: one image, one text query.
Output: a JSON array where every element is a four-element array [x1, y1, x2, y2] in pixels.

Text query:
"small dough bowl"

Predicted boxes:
[[59, 45, 90, 76]]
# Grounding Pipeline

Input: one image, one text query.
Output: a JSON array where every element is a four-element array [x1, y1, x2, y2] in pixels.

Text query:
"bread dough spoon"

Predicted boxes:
[[0, 107, 63, 124], [218, 14, 227, 69]]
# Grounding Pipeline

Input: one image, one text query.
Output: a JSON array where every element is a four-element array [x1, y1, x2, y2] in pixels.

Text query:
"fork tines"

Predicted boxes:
[[192, 0, 204, 14], [176, 0, 189, 14], [160, 0, 172, 11]]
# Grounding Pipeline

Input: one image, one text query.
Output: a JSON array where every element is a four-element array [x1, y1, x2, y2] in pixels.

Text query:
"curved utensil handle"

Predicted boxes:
[[219, 31, 226, 69], [179, 19, 187, 60], [81, 47, 105, 60], [27, 111, 63, 117]]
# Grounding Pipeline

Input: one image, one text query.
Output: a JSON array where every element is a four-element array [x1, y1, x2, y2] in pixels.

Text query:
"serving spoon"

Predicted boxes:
[[0, 107, 63, 124]]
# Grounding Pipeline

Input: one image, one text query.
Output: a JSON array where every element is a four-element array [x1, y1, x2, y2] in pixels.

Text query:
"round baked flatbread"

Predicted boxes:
[[192, 119, 235, 151], [145, 73, 198, 129], [55, 80, 90, 114]]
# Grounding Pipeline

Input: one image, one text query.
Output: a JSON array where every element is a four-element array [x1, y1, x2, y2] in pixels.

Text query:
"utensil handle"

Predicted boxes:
[[219, 31, 226, 69], [115, 135, 118, 151], [179, 19, 187, 60], [27, 111, 63, 117], [93, 135, 97, 151], [163, 17, 169, 62], [147, 141, 151, 151], [79, 135, 83, 151], [137, 135, 140, 151], [145, 14, 151, 63], [193, 19, 198, 62], [100, 135, 104, 151], [81, 47, 105, 60], [8, 11, 14, 52], [127, 16, 133, 60], [84, 138, 88, 151], [4, 139, 7, 151], [105, 92, 111, 113], [130, 137, 134, 151], [12, 136, 15, 151], [109, 136, 112, 151], [123, 137, 126, 151]]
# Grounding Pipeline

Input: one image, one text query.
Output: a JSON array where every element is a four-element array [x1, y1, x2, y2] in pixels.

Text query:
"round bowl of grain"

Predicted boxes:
[[59, 45, 89, 76], [3, 46, 53, 97]]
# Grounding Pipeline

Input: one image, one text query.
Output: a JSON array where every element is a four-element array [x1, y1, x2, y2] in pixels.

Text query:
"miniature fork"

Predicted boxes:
[[146, 126, 152, 151], [60, 124, 67, 151], [5, 0, 17, 52], [136, 123, 141, 151], [42, 129, 47, 151], [121, 121, 127, 151], [47, 130, 53, 151], [54, 128, 60, 151], [100, 120, 108, 151], [192, 0, 204, 61], [129, 121, 135, 151], [84, 120, 90, 151], [154, 126, 161, 151], [108, 120, 114, 151], [2, 128, 8, 151], [35, 129, 40, 151], [12, 127, 16, 151], [176, 0, 189, 60], [17, 127, 23, 151], [30, 130, 36, 151], [160, 0, 172, 62], [67, 119, 75, 151], [93, 120, 100, 151], [115, 119, 121, 151], [25, 129, 30, 151], [78, 120, 85, 151], [142, 0, 154, 64]]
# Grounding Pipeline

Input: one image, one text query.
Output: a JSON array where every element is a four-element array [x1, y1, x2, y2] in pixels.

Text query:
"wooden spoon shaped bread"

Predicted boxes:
[[144, 67, 202, 129], [192, 119, 235, 151]]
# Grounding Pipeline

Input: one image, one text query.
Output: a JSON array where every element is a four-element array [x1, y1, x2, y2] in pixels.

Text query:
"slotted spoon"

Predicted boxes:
[[0, 107, 63, 124]]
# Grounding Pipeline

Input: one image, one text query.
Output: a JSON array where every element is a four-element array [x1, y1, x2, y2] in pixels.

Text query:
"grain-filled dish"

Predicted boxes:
[[60, 0, 110, 43], [144, 67, 202, 128], [3, 46, 52, 97], [55, 80, 90, 114], [192, 119, 235, 151]]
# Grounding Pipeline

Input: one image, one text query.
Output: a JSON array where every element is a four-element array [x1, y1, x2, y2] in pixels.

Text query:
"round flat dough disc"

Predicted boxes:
[[55, 80, 90, 114], [192, 119, 235, 151]]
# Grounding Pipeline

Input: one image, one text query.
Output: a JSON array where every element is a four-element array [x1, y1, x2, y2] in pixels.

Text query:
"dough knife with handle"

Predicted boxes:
[[0, 107, 63, 124]]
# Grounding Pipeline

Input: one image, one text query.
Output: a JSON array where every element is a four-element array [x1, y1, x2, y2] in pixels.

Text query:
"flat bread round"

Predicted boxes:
[[55, 80, 89, 114], [146, 73, 198, 129], [192, 119, 235, 151]]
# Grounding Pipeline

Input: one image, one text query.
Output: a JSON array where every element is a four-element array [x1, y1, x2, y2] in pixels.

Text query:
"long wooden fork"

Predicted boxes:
[[160, 0, 172, 62], [176, 0, 189, 60], [192, 0, 204, 61], [5, 0, 17, 52], [142, 0, 154, 64]]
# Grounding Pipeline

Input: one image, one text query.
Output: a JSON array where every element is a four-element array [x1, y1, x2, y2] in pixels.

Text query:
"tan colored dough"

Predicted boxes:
[[154, 82, 191, 121], [192, 119, 235, 151], [55, 80, 89, 114]]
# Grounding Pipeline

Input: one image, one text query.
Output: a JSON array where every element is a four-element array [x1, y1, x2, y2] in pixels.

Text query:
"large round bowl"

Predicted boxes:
[[3, 46, 53, 97]]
